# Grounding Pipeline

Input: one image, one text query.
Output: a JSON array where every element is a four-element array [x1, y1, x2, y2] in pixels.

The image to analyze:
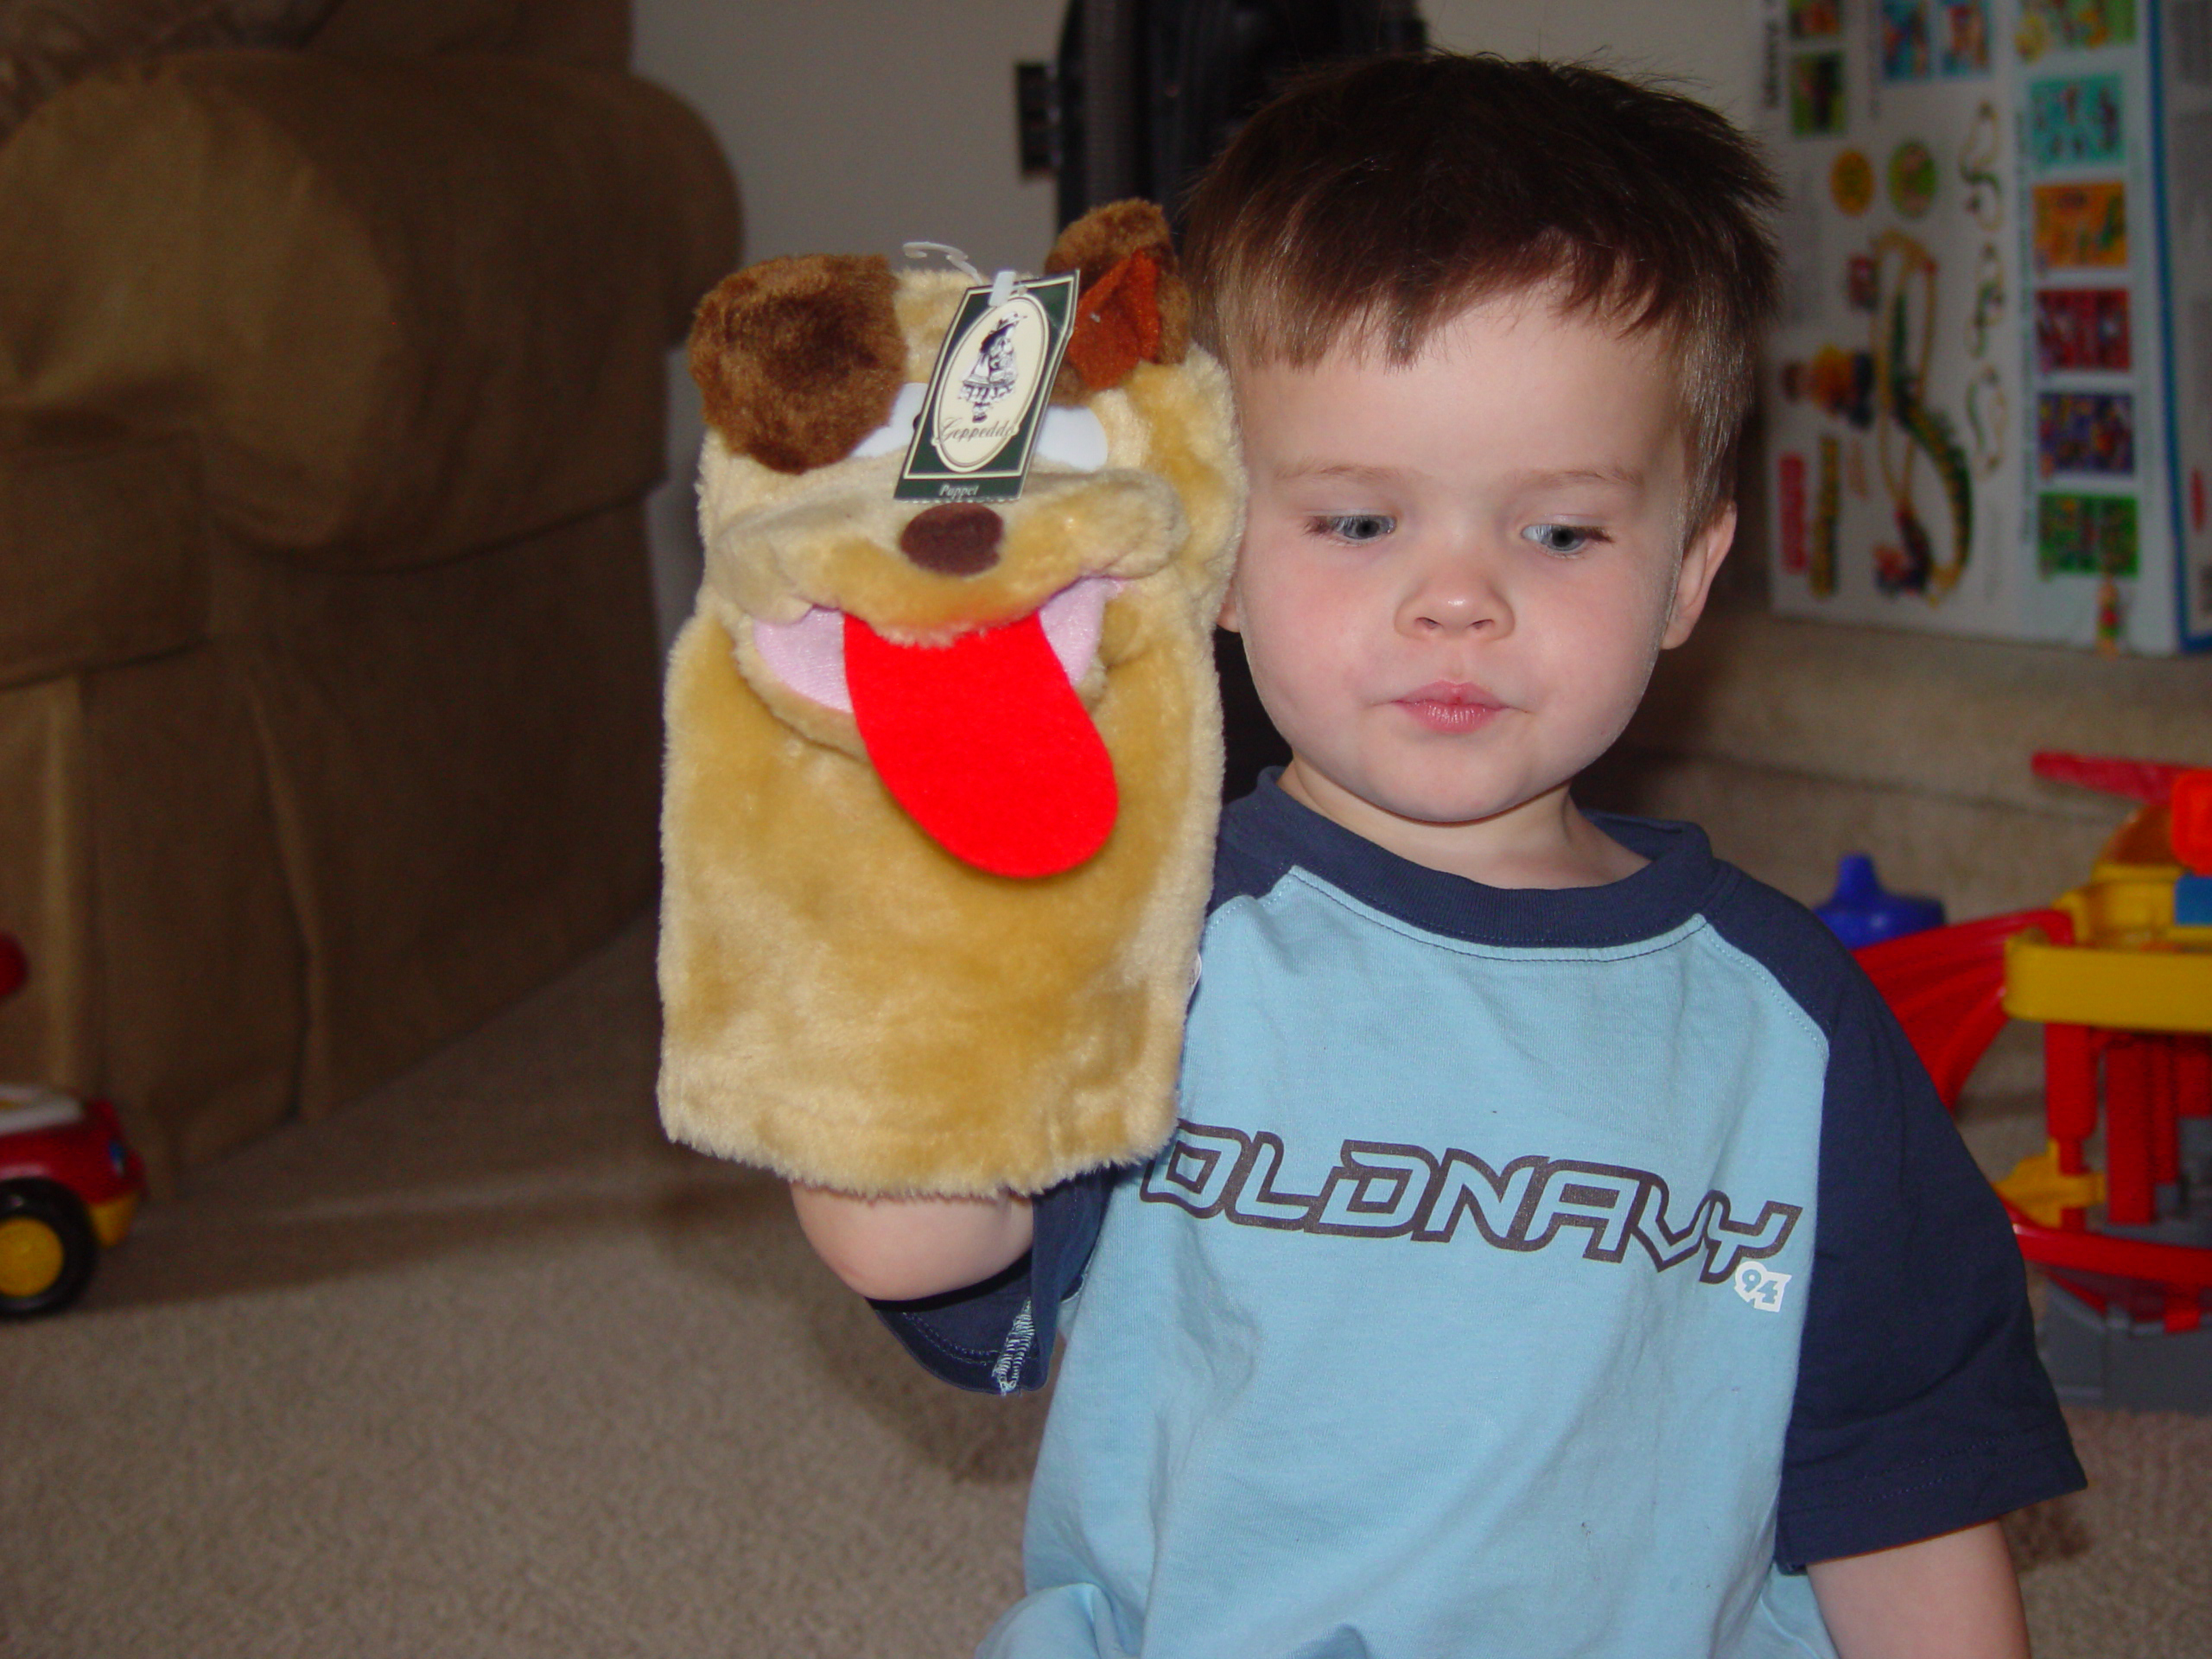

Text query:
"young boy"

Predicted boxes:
[[793, 53, 2084, 1658]]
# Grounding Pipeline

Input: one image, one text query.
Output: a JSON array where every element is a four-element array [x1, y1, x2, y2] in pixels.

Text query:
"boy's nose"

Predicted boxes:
[[1401, 559, 1510, 637]]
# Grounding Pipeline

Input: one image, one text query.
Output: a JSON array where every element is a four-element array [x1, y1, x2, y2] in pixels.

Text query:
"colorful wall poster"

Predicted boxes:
[[2027, 76, 2125, 168], [1881, 0, 1933, 79], [1831, 148, 1877, 213], [2037, 391, 2136, 476], [2016, 0, 2138, 59], [1778, 450, 1808, 574], [1941, 1, 1993, 72], [1792, 52, 1849, 133], [2031, 181, 2127, 269], [1888, 139, 1940, 214], [1755, 0, 2206, 651], [2038, 492, 2139, 575], [2034, 288, 2131, 371], [1789, 0, 1843, 35], [1880, 0, 1991, 78]]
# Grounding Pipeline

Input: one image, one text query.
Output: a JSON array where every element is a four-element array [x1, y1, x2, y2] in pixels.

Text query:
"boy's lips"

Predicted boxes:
[[1394, 681, 1506, 734]]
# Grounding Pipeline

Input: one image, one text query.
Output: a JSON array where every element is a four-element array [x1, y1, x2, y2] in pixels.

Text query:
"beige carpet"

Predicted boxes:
[[3, 917, 2206, 1658]]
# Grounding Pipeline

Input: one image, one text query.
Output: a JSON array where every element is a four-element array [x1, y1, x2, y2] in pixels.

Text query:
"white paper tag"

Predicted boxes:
[[895, 270, 1079, 504]]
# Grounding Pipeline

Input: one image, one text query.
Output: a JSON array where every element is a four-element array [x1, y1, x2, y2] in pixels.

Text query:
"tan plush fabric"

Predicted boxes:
[[1044, 200, 1192, 400], [661, 211, 1246, 1198]]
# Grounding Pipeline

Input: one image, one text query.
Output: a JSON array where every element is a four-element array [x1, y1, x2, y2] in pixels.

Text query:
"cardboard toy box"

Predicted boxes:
[[1753, 0, 2211, 652]]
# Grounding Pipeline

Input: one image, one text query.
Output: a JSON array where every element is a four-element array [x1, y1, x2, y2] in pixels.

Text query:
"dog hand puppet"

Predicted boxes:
[[658, 202, 1244, 1198]]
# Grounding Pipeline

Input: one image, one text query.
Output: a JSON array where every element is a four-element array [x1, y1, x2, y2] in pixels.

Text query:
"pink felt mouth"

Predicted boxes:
[[751, 578, 1122, 878], [752, 578, 1119, 715]]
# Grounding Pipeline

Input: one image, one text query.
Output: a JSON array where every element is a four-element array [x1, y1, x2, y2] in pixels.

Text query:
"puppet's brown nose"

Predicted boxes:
[[899, 503, 1003, 575]]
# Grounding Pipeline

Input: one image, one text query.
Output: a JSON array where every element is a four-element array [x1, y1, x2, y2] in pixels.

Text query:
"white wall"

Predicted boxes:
[[632, 0, 1065, 643], [631, 0, 1758, 643], [1422, 0, 1754, 118]]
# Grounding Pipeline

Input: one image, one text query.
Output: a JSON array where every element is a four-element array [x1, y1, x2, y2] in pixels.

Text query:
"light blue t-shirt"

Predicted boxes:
[[988, 859, 1834, 1656], [876, 780, 2082, 1657]]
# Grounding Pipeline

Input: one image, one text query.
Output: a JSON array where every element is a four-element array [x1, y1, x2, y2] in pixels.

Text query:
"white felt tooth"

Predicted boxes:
[[1034, 405, 1109, 472]]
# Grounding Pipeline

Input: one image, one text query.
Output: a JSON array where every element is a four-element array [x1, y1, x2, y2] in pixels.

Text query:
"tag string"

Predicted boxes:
[[901, 241, 983, 282]]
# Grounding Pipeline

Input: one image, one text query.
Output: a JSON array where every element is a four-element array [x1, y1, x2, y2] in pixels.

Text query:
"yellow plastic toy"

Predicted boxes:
[[1855, 751, 2211, 1349], [2004, 758, 2212, 1034]]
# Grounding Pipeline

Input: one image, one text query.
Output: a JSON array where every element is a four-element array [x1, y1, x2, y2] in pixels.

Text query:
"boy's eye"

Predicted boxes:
[[1308, 513, 1396, 544], [1522, 523, 1605, 556]]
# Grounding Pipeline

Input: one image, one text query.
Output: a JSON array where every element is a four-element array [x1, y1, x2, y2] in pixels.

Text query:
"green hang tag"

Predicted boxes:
[[895, 271, 1079, 504]]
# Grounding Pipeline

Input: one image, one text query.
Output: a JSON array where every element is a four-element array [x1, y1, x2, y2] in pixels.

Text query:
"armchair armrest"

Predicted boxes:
[[0, 49, 738, 569]]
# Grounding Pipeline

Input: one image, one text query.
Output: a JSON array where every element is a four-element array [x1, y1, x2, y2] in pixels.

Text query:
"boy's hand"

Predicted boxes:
[[789, 1183, 1035, 1303], [1808, 1520, 2029, 1658]]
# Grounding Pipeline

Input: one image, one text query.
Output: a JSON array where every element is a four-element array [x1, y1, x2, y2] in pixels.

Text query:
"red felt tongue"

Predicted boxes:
[[844, 611, 1117, 878]]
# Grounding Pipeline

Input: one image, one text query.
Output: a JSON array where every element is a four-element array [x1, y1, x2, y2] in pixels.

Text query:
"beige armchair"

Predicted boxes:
[[0, 0, 738, 1187]]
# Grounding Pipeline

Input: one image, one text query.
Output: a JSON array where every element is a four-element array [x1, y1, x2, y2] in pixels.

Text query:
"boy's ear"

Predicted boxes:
[[1217, 584, 1243, 632], [1662, 500, 1737, 649]]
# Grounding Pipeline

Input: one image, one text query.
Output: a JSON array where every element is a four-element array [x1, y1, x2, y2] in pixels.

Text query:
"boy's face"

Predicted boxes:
[[1221, 290, 1733, 886]]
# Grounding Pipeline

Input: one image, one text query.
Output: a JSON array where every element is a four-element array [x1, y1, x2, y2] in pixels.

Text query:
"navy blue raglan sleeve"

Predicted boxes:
[[869, 1164, 1116, 1395], [1774, 965, 2084, 1564], [1706, 874, 2085, 1567]]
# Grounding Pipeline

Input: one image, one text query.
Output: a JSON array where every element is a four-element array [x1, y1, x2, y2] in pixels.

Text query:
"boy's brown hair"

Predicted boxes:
[[1180, 52, 1781, 533]]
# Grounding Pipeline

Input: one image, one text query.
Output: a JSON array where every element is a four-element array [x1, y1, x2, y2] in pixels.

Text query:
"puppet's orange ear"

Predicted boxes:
[[689, 254, 905, 474], [1046, 200, 1192, 397], [1064, 249, 1164, 391]]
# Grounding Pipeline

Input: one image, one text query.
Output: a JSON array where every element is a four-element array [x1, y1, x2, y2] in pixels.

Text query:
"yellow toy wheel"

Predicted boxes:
[[0, 1215, 65, 1297], [0, 1180, 97, 1317]]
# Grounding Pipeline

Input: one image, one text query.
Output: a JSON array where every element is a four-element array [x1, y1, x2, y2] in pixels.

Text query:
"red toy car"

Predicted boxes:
[[0, 934, 145, 1317]]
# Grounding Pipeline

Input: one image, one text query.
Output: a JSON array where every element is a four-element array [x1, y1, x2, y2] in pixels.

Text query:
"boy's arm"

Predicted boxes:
[[848, 1166, 1116, 1395], [790, 1183, 1035, 1303], [1808, 1521, 2029, 1659], [1760, 936, 2083, 1567]]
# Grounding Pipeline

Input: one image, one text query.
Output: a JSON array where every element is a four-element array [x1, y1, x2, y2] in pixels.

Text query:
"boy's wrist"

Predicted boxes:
[[789, 1181, 1035, 1304]]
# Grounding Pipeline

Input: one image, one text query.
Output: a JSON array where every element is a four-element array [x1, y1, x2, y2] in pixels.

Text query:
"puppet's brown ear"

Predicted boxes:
[[689, 254, 905, 474], [1046, 200, 1192, 397]]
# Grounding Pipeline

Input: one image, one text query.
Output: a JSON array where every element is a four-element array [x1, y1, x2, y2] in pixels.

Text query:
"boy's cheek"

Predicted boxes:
[[1214, 523, 1298, 634]]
